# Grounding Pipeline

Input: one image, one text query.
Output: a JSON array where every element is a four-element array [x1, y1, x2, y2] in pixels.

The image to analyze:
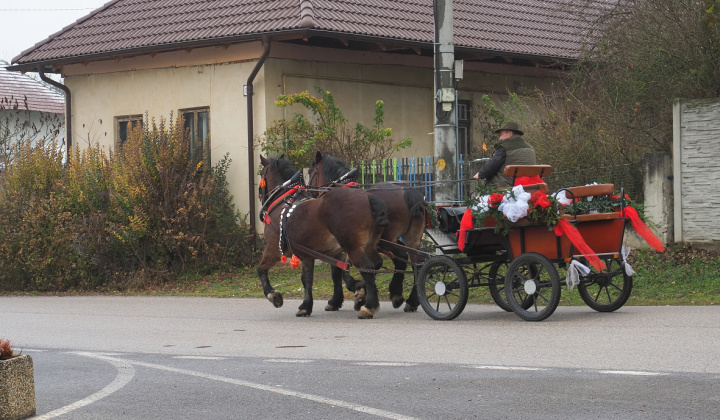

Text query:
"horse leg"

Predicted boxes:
[[399, 253, 421, 312], [357, 270, 380, 319], [325, 266, 345, 311], [341, 268, 366, 311], [296, 261, 314, 317], [403, 272, 420, 313], [257, 249, 283, 308], [401, 225, 425, 313], [351, 253, 381, 319], [347, 271, 367, 311], [388, 248, 408, 309]]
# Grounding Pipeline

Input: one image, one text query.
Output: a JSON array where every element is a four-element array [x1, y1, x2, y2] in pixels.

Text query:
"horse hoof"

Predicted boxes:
[[390, 295, 405, 309], [403, 303, 418, 313], [296, 310, 311, 317], [354, 289, 366, 311], [358, 306, 376, 319], [325, 303, 340, 311], [267, 292, 283, 308]]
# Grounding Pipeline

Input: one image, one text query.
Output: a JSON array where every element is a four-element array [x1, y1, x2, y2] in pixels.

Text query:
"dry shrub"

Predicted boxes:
[[0, 338, 18, 360], [0, 116, 255, 292]]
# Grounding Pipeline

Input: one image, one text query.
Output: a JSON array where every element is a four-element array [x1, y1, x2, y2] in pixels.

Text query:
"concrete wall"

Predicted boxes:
[[642, 152, 674, 244], [672, 98, 720, 244]]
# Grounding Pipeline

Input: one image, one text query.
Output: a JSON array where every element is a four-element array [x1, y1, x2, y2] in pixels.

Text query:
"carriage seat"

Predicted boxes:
[[560, 183, 614, 198], [558, 184, 621, 222], [503, 164, 553, 193], [503, 164, 554, 178]]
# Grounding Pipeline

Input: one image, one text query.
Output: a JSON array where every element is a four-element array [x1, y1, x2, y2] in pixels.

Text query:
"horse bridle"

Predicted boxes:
[[308, 164, 359, 188], [259, 169, 304, 221]]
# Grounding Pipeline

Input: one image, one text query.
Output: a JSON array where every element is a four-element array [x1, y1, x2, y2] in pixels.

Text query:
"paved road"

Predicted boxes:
[[2, 296, 719, 419]]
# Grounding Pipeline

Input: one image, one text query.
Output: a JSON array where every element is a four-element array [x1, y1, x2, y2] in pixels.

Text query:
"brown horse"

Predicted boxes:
[[308, 151, 426, 312], [257, 155, 389, 319]]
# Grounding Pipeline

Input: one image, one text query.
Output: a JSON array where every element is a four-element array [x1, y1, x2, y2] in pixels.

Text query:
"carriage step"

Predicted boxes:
[[426, 228, 460, 251]]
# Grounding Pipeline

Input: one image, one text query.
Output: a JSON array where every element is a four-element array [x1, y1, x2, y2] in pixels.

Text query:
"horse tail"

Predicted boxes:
[[368, 195, 390, 227], [403, 187, 426, 219]]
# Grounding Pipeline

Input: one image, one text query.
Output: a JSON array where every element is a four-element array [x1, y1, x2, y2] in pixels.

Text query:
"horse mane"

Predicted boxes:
[[320, 152, 351, 182], [271, 157, 299, 181]]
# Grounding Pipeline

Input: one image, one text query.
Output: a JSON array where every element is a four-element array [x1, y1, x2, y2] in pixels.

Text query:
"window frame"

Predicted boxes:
[[457, 100, 472, 158], [180, 107, 210, 164], [115, 114, 143, 148]]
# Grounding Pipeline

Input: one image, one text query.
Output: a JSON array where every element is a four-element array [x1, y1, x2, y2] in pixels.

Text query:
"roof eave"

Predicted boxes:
[[7, 29, 298, 74], [7, 28, 578, 74]]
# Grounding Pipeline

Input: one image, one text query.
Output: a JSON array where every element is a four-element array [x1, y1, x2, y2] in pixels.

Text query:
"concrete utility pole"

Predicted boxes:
[[433, 0, 458, 204]]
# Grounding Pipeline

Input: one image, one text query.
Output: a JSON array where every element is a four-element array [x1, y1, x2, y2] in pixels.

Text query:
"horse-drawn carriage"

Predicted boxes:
[[259, 152, 660, 321], [416, 166, 637, 321]]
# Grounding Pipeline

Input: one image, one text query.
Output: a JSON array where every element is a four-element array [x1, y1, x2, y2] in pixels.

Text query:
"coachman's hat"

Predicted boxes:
[[494, 121, 524, 135]]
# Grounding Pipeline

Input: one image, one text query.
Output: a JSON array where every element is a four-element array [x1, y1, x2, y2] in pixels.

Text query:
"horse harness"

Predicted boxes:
[[260, 172, 352, 271], [260, 169, 417, 275], [259, 175, 312, 256]]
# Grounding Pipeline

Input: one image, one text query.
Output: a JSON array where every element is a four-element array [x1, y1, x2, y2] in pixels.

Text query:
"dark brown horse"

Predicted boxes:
[[257, 155, 390, 319], [308, 151, 426, 312]]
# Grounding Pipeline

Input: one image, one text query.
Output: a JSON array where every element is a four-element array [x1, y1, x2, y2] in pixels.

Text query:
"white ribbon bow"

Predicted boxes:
[[621, 246, 635, 276], [566, 260, 591, 289]]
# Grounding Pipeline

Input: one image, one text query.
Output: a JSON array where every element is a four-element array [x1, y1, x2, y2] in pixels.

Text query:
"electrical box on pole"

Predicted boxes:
[[433, 0, 458, 204]]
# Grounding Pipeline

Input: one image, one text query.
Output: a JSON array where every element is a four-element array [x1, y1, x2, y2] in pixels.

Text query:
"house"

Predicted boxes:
[[7, 0, 614, 229], [0, 65, 65, 169]]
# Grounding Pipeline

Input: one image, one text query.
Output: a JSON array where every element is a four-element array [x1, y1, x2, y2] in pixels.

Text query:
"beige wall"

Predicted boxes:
[[61, 40, 559, 228], [64, 43, 267, 219], [262, 53, 555, 159], [263, 57, 436, 157]]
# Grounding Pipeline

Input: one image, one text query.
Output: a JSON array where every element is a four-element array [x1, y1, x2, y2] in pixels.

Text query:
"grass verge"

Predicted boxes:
[[150, 242, 719, 307]]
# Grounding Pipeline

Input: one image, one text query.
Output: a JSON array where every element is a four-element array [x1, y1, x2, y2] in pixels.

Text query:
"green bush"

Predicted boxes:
[[0, 117, 256, 292]]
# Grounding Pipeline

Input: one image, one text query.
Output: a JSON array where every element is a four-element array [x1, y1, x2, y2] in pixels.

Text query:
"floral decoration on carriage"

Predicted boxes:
[[458, 174, 665, 274]]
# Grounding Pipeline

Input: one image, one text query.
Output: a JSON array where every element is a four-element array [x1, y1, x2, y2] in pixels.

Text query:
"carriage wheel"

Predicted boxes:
[[488, 261, 534, 312], [504, 253, 561, 322], [577, 256, 633, 312], [416, 256, 468, 320]]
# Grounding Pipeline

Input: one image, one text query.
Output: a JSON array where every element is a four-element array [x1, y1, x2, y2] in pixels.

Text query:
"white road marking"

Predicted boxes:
[[469, 365, 547, 371], [79, 352, 419, 420], [597, 370, 668, 376], [354, 362, 418, 367], [263, 358, 314, 363], [30, 352, 135, 420], [173, 356, 225, 360]]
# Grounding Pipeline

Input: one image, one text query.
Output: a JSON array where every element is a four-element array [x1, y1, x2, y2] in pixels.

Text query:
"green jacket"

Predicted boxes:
[[476, 135, 536, 189]]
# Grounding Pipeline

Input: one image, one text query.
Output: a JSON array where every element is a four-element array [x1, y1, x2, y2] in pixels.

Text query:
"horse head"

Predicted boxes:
[[258, 154, 303, 205], [308, 151, 357, 189]]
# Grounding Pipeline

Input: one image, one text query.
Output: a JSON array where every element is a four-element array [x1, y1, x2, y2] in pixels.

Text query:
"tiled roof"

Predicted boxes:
[[0, 67, 65, 114], [11, 0, 616, 67]]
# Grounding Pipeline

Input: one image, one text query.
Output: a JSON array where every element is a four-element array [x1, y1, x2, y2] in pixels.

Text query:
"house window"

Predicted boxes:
[[181, 107, 210, 163], [115, 115, 143, 147], [457, 100, 472, 158]]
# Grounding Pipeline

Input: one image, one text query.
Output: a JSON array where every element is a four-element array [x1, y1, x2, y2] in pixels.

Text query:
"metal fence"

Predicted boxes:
[[351, 156, 644, 203]]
